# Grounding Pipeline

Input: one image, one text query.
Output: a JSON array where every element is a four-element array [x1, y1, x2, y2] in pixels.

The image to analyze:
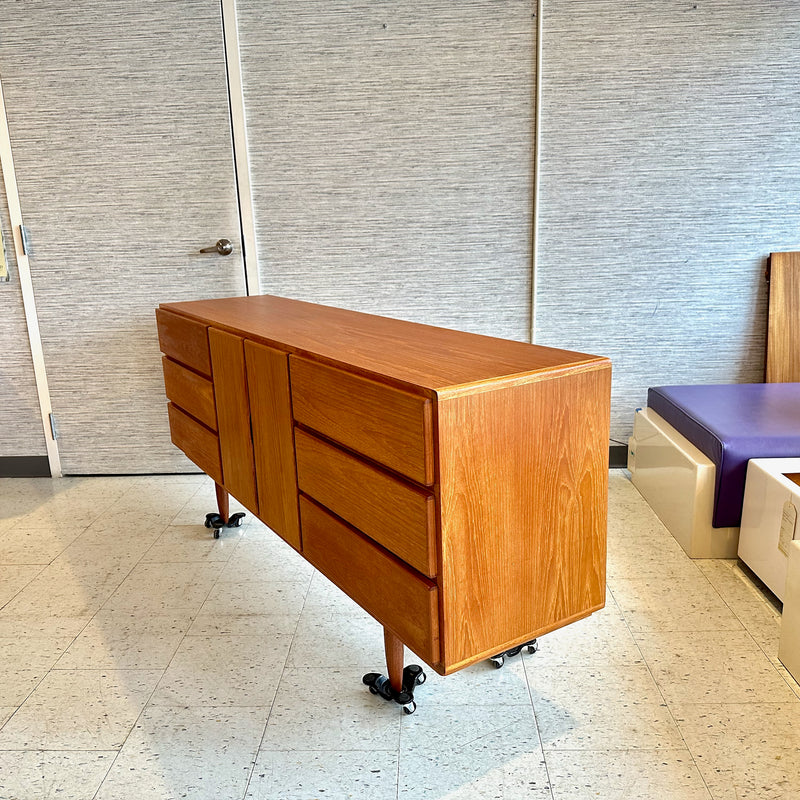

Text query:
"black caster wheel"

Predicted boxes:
[[526, 640, 539, 655], [227, 512, 245, 528], [213, 528, 220, 539], [204, 512, 223, 529], [490, 655, 505, 669], [402, 700, 417, 715]]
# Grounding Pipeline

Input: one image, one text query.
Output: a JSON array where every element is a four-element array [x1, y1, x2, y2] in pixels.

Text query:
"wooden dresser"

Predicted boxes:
[[156, 294, 611, 705]]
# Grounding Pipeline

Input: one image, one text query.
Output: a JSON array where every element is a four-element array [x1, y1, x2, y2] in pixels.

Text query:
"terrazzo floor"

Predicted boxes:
[[0, 470, 797, 800]]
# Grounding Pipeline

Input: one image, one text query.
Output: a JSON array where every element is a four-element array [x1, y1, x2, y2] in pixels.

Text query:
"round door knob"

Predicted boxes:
[[200, 238, 233, 255]]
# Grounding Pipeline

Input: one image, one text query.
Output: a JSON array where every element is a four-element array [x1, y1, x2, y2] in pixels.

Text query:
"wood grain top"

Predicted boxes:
[[159, 295, 609, 394]]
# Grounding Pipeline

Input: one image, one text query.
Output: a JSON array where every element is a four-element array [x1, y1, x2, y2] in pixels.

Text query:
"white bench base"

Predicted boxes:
[[627, 408, 739, 559], [738, 458, 800, 602]]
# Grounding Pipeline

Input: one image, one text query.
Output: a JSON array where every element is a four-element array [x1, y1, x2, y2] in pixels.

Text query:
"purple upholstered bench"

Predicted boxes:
[[648, 383, 800, 528]]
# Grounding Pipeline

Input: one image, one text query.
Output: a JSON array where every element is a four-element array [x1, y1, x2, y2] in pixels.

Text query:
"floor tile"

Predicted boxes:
[[610, 576, 743, 633], [55, 610, 194, 670], [0, 635, 72, 670], [0, 523, 80, 565], [0, 750, 115, 800], [696, 559, 782, 655], [398, 723, 551, 799], [103, 562, 223, 614], [407, 656, 532, 709], [142, 524, 243, 563], [217, 538, 314, 584], [188, 579, 306, 637], [285, 606, 387, 670], [261, 667, 401, 751], [0, 670, 46, 706], [546, 749, 712, 800], [149, 634, 291, 707], [673, 703, 800, 800], [637, 629, 800, 705], [2, 559, 133, 618], [0, 564, 44, 608], [95, 705, 265, 800], [0, 669, 161, 750], [528, 664, 683, 751], [531, 595, 644, 667], [247, 750, 400, 800]]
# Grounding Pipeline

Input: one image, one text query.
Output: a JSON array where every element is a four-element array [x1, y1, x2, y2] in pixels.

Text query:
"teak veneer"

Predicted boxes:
[[156, 294, 611, 708]]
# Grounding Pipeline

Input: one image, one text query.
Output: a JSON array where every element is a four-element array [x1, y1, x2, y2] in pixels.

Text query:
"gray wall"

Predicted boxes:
[[0, 162, 46, 460], [5, 1, 800, 466], [238, 0, 535, 341], [535, 2, 800, 444]]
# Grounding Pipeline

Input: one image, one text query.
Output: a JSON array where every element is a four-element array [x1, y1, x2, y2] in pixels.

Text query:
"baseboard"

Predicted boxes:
[[609, 445, 628, 469], [1, 450, 629, 478], [0, 456, 51, 478]]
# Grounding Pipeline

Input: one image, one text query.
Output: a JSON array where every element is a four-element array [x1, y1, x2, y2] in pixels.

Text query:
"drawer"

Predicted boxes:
[[300, 497, 439, 665], [156, 308, 212, 377], [295, 429, 436, 577], [290, 357, 433, 485], [167, 402, 222, 484], [162, 357, 217, 431]]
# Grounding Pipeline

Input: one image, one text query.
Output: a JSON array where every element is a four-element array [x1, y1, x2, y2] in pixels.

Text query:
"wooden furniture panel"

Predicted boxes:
[[244, 340, 301, 550], [300, 496, 439, 665], [767, 251, 800, 383], [290, 356, 433, 485], [437, 365, 611, 671], [156, 308, 212, 377], [158, 294, 601, 391], [166, 402, 222, 484], [295, 429, 435, 577], [161, 357, 217, 430], [208, 328, 258, 515], [157, 294, 611, 701]]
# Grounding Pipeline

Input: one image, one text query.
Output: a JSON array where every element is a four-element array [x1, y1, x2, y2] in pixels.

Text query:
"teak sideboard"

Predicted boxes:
[[156, 294, 611, 710]]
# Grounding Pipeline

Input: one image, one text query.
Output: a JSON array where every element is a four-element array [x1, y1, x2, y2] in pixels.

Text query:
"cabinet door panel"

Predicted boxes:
[[208, 328, 259, 514], [244, 340, 300, 549]]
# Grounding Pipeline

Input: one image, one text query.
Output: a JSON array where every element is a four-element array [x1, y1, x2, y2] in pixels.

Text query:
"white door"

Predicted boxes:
[[0, 1, 247, 473]]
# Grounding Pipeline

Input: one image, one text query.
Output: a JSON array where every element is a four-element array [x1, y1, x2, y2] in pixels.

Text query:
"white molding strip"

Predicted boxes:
[[530, 0, 543, 344], [0, 76, 62, 477], [221, 0, 260, 296]]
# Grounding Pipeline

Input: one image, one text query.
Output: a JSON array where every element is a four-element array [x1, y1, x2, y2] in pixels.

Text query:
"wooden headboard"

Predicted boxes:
[[766, 251, 800, 382]]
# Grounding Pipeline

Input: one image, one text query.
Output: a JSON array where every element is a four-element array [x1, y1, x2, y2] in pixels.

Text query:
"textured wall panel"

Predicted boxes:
[[237, 1, 535, 341], [535, 2, 800, 444], [0, 161, 47, 458], [0, 1, 247, 474]]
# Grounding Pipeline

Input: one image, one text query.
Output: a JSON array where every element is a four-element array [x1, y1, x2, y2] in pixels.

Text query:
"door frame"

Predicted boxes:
[[0, 75, 62, 477], [3, 0, 259, 478]]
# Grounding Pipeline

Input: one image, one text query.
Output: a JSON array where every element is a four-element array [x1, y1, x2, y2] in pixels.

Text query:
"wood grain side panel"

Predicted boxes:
[[208, 328, 258, 515], [244, 340, 301, 550], [766, 251, 800, 383], [166, 402, 222, 484], [437, 363, 611, 670], [156, 308, 212, 377], [295, 429, 436, 577], [161, 357, 217, 431], [300, 497, 439, 666], [290, 356, 433, 485]]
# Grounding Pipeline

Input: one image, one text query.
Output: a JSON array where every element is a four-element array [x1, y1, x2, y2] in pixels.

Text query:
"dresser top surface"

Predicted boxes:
[[159, 294, 609, 393]]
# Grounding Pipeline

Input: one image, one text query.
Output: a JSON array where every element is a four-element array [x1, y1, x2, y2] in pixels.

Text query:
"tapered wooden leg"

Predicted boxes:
[[384, 628, 404, 693], [214, 482, 229, 524]]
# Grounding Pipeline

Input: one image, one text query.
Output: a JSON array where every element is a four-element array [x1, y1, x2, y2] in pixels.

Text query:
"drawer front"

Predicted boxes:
[[209, 328, 259, 515], [156, 308, 211, 377], [300, 497, 439, 665], [167, 402, 222, 484], [290, 357, 433, 485], [162, 357, 217, 431], [295, 429, 436, 577]]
